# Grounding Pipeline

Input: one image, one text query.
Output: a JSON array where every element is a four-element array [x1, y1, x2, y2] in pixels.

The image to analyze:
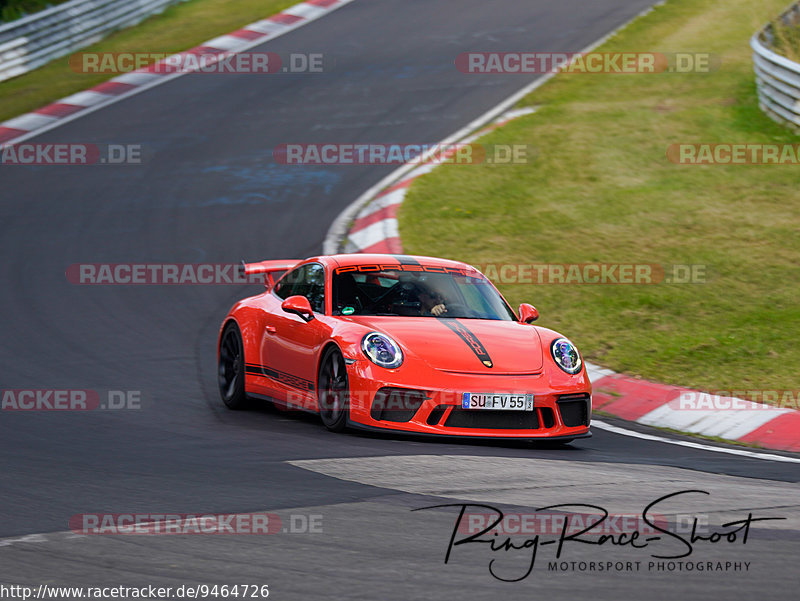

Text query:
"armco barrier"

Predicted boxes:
[[0, 0, 186, 82], [752, 1, 800, 130]]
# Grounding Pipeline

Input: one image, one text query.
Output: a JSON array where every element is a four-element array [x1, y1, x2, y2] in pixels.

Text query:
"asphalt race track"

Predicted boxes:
[[0, 1, 797, 599]]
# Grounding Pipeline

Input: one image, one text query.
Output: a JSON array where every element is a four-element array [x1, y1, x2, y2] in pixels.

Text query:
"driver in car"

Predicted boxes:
[[416, 283, 447, 317]]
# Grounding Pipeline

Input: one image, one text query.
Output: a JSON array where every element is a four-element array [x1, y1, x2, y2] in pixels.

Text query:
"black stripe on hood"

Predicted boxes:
[[441, 319, 493, 368]]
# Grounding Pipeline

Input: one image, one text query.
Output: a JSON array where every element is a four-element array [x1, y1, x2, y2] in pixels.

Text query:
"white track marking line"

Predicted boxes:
[[592, 419, 800, 463]]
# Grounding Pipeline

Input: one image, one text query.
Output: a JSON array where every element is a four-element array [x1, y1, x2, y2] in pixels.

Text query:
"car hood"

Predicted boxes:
[[356, 317, 544, 373]]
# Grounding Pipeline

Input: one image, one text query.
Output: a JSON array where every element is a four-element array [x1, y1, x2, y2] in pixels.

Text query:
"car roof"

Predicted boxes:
[[319, 253, 474, 271]]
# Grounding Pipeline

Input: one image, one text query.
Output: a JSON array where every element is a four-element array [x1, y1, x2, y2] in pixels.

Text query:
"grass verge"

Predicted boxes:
[[399, 0, 800, 399], [1, 1, 71, 23], [0, 0, 295, 123]]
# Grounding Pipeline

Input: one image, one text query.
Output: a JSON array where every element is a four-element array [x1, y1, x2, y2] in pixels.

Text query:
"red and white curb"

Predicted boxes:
[[0, 0, 355, 145], [588, 367, 799, 453], [335, 110, 800, 454]]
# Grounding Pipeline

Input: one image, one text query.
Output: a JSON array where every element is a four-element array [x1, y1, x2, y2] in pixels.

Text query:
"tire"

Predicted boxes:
[[218, 322, 248, 410], [317, 347, 349, 432]]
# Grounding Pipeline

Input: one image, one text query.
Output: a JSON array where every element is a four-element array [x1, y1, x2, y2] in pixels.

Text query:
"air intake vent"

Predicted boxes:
[[370, 388, 427, 423], [557, 393, 591, 427], [426, 405, 449, 426]]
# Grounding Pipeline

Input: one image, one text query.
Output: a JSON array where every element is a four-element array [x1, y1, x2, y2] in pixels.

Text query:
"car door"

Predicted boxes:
[[263, 263, 331, 409]]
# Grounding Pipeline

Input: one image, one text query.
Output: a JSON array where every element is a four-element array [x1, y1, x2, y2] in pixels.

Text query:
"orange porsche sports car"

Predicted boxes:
[[218, 254, 591, 442]]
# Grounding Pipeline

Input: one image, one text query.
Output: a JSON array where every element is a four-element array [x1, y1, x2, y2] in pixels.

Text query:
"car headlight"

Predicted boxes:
[[361, 332, 403, 369], [551, 337, 582, 375]]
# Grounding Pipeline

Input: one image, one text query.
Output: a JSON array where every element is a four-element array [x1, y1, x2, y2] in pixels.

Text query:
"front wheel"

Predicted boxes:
[[317, 347, 349, 432], [218, 322, 248, 409]]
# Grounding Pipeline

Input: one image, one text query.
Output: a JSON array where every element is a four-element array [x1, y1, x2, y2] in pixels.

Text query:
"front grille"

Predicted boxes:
[[557, 393, 591, 427], [445, 407, 540, 430], [370, 388, 427, 423]]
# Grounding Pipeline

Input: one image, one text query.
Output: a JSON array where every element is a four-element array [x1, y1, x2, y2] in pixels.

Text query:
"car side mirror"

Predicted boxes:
[[518, 303, 539, 323], [282, 295, 315, 322]]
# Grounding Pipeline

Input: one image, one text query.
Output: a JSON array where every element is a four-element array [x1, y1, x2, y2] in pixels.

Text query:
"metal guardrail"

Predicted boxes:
[[0, 0, 186, 82], [752, 2, 800, 130]]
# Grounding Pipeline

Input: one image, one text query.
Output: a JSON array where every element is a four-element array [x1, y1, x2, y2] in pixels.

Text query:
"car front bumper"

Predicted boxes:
[[344, 359, 592, 439]]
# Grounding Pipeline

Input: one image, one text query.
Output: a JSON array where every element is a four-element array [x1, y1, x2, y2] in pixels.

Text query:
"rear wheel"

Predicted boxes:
[[317, 347, 349, 432], [218, 322, 248, 409]]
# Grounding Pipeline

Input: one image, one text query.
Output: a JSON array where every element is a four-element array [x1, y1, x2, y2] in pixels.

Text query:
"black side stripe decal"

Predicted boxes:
[[245, 363, 315, 391], [441, 319, 493, 368]]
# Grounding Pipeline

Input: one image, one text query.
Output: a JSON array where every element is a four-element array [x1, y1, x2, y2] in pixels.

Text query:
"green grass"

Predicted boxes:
[[399, 0, 800, 400], [0, 0, 295, 122], [1, 1, 71, 23]]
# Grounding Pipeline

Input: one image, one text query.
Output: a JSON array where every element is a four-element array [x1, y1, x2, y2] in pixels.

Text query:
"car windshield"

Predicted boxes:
[[332, 267, 516, 320]]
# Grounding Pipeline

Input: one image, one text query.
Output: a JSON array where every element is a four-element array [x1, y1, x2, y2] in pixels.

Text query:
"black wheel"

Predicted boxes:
[[218, 322, 248, 409], [317, 347, 349, 432]]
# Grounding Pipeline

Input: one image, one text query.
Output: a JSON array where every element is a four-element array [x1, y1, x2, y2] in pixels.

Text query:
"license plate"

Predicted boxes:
[[461, 393, 535, 411]]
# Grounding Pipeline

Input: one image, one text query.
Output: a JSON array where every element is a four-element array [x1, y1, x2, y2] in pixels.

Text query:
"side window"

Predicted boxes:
[[301, 264, 326, 313], [274, 266, 302, 300], [274, 264, 325, 313]]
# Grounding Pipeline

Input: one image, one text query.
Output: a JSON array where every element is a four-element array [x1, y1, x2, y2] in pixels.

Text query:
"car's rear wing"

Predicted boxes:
[[240, 259, 300, 290]]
